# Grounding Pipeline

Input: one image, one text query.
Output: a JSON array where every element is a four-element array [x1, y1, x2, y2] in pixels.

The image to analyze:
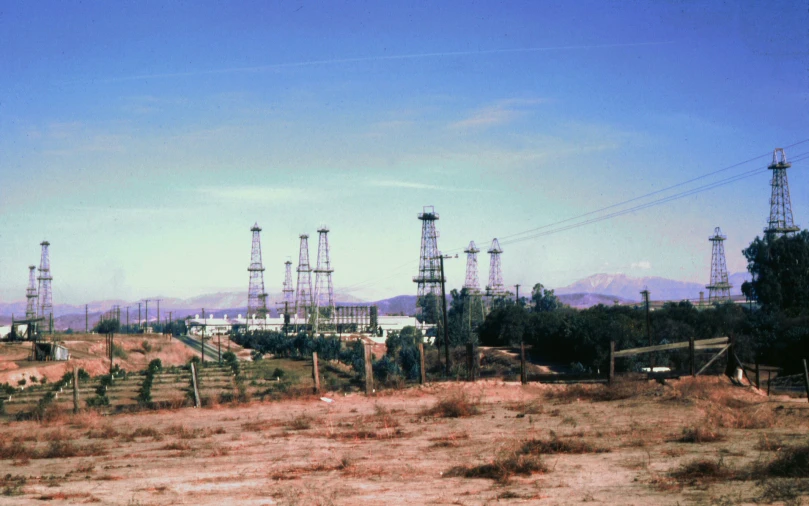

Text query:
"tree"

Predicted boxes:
[[417, 293, 441, 325], [742, 231, 809, 315], [94, 319, 120, 334], [531, 283, 561, 313]]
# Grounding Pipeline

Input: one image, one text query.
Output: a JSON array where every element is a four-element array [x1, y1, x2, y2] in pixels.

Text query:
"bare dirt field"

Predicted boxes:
[[0, 376, 807, 505]]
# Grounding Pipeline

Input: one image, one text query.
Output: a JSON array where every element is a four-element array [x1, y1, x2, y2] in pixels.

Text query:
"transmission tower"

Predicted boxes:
[[765, 148, 800, 237], [486, 238, 505, 296], [37, 241, 53, 332], [706, 227, 732, 303], [313, 226, 335, 331], [247, 223, 269, 318], [413, 206, 443, 323], [25, 265, 38, 320], [295, 234, 313, 321]]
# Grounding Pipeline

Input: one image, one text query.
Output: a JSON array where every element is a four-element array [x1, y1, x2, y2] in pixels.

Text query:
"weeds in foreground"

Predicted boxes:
[[287, 414, 313, 430], [669, 458, 735, 486], [422, 392, 480, 418], [444, 454, 546, 483], [759, 444, 809, 478], [544, 380, 652, 403], [675, 426, 726, 443], [520, 434, 609, 455]]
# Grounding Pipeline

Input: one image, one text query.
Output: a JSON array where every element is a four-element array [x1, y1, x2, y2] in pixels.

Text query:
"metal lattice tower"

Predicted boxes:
[[295, 234, 313, 320], [282, 260, 294, 305], [247, 223, 269, 318], [486, 238, 505, 296], [25, 265, 38, 320], [765, 148, 800, 237], [706, 227, 732, 303], [463, 241, 480, 291], [37, 241, 53, 329], [413, 206, 443, 322], [313, 226, 335, 322]]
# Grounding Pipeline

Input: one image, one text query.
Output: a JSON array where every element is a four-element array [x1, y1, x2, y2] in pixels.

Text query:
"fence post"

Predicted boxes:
[[466, 343, 474, 382], [190, 363, 201, 408], [755, 361, 760, 389], [312, 352, 320, 394], [418, 342, 426, 385], [802, 359, 809, 404], [689, 335, 695, 377], [363, 343, 374, 395], [608, 341, 615, 386], [520, 342, 527, 385], [72, 367, 79, 414], [724, 335, 735, 378]]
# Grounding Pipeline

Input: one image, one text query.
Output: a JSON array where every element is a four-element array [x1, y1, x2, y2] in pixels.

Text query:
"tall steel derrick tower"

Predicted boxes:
[[37, 241, 53, 332], [313, 226, 335, 332], [462, 241, 486, 338], [413, 206, 443, 323], [247, 223, 269, 318], [25, 265, 38, 320], [282, 260, 294, 305], [486, 238, 505, 296], [706, 227, 732, 303], [295, 234, 314, 321], [765, 148, 800, 237]]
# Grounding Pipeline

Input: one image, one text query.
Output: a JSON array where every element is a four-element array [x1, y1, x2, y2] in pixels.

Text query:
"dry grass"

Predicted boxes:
[[759, 444, 809, 478], [705, 403, 774, 429], [669, 458, 735, 485], [544, 380, 652, 403], [287, 414, 313, 430], [520, 434, 610, 455], [444, 453, 546, 483], [421, 391, 480, 418], [674, 426, 726, 443]]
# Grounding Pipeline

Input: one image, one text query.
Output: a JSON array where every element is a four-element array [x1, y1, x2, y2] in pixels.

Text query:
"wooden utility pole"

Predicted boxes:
[[466, 343, 474, 382], [126, 306, 130, 334], [85, 305, 88, 333], [520, 342, 527, 384], [363, 343, 373, 395], [312, 352, 320, 394], [190, 363, 201, 408], [72, 367, 79, 414], [439, 255, 450, 377], [608, 341, 615, 385], [201, 308, 205, 364], [515, 284, 520, 305], [418, 342, 426, 385], [802, 359, 809, 403], [641, 289, 653, 371], [689, 335, 695, 377]]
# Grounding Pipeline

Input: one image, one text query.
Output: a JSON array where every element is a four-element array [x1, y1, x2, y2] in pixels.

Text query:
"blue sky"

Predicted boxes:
[[1, 1, 807, 304]]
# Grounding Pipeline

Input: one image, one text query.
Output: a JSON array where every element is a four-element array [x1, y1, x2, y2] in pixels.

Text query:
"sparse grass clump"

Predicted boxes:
[[761, 444, 809, 478], [444, 454, 546, 483], [669, 458, 735, 485], [287, 414, 313, 430], [675, 426, 726, 443], [520, 435, 609, 455], [545, 380, 652, 404], [422, 392, 480, 418]]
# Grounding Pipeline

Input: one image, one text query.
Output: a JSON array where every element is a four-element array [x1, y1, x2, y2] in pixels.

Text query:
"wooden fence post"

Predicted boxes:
[[520, 342, 527, 385], [724, 336, 735, 378], [802, 359, 809, 404], [190, 363, 201, 408], [466, 343, 474, 382], [755, 361, 760, 389], [418, 342, 426, 385], [312, 352, 320, 394], [689, 335, 695, 377], [608, 341, 615, 386], [363, 343, 374, 395], [72, 367, 79, 414]]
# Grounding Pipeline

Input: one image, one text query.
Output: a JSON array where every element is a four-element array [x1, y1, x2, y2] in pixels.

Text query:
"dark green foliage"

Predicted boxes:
[[138, 359, 162, 405], [372, 355, 402, 383], [531, 283, 560, 313], [94, 319, 120, 334], [743, 231, 809, 315], [232, 330, 343, 362]]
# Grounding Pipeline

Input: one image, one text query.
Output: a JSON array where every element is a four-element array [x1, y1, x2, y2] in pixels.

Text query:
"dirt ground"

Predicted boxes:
[[0, 334, 203, 386], [0, 376, 807, 505]]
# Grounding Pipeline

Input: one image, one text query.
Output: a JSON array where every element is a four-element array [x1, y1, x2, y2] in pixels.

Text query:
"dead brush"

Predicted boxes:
[[505, 399, 543, 415], [669, 457, 736, 485], [705, 403, 774, 429], [421, 391, 480, 418], [758, 443, 809, 478], [430, 431, 470, 448], [444, 453, 546, 484], [756, 434, 787, 452], [674, 426, 726, 443], [520, 433, 610, 455], [544, 380, 653, 404], [286, 414, 313, 431]]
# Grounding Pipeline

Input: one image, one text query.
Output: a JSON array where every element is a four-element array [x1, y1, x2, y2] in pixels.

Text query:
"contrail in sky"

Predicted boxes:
[[92, 40, 675, 84]]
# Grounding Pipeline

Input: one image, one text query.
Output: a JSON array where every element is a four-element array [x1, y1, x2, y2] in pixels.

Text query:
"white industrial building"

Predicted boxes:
[[186, 313, 421, 337]]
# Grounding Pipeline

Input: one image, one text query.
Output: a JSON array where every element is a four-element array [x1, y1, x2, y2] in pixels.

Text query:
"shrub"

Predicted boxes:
[[762, 444, 809, 478], [111, 344, 127, 359], [445, 454, 546, 483], [271, 368, 285, 379], [670, 458, 735, 484], [287, 415, 312, 430], [142, 340, 152, 353], [422, 392, 480, 418], [520, 435, 609, 455], [17, 379, 26, 387], [675, 426, 725, 443]]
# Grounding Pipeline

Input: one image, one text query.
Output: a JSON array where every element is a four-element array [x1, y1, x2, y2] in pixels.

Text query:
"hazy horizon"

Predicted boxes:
[[1, 2, 807, 305]]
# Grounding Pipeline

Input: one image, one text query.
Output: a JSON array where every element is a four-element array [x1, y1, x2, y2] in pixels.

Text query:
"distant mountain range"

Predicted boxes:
[[0, 272, 753, 328]]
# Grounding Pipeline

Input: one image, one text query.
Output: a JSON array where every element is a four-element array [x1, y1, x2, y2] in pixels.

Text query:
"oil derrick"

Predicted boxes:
[[37, 241, 53, 332], [462, 241, 486, 340], [413, 206, 442, 324], [295, 234, 313, 322], [25, 266, 38, 320], [282, 259, 294, 304], [486, 238, 505, 297], [765, 148, 800, 237], [313, 226, 335, 333], [706, 227, 732, 303], [247, 223, 269, 318]]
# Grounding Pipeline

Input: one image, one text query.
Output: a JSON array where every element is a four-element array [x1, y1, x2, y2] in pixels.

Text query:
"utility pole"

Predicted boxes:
[[515, 284, 521, 305], [641, 289, 653, 371], [144, 299, 150, 333], [438, 254, 456, 377], [201, 308, 205, 364], [85, 305, 88, 333], [126, 307, 130, 334], [155, 299, 162, 333], [137, 303, 142, 333]]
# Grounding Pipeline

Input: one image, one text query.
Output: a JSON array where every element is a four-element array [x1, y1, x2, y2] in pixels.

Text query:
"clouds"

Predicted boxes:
[[449, 98, 548, 130], [192, 186, 316, 204]]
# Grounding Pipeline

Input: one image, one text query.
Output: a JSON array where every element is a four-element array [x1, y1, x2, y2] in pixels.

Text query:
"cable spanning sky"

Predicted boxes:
[[0, 1, 807, 304]]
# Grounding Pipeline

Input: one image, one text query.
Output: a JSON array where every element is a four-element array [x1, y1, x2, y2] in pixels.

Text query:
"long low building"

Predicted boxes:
[[186, 313, 421, 337]]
